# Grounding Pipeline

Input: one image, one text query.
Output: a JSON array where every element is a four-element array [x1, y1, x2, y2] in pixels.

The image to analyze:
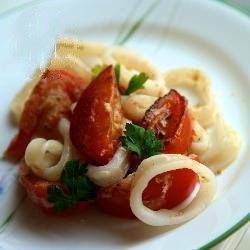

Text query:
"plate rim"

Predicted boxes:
[[215, 0, 250, 16], [0, 0, 249, 249]]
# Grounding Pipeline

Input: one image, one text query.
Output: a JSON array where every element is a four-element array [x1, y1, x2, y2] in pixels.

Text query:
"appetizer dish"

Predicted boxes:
[[4, 39, 241, 226]]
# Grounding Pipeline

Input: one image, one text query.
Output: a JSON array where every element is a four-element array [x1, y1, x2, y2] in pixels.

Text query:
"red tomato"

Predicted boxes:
[[19, 161, 90, 216], [5, 70, 86, 160], [97, 168, 199, 218], [142, 168, 199, 210], [70, 65, 124, 165], [96, 174, 135, 218], [141, 89, 193, 154]]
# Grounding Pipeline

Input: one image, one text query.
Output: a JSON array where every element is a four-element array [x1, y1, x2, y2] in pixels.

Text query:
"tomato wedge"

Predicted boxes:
[[141, 89, 193, 154], [19, 161, 90, 216], [96, 174, 135, 218], [70, 65, 124, 165], [5, 69, 86, 160], [142, 168, 199, 210], [97, 168, 199, 218]]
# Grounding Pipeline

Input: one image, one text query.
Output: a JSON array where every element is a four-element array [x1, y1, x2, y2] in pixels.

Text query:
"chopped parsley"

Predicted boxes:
[[119, 123, 163, 160], [47, 160, 96, 212], [125, 72, 148, 95], [91, 63, 148, 95], [116, 67, 148, 95]]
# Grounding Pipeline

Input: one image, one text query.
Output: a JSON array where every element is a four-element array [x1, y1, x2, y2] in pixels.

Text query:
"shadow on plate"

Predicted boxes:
[[10, 198, 180, 247]]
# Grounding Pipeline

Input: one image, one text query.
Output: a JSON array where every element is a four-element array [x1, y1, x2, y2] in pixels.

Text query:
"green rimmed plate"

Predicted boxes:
[[0, 0, 249, 249]]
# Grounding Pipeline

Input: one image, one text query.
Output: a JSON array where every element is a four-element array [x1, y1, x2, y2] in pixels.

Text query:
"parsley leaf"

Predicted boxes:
[[47, 185, 75, 212], [91, 64, 148, 96], [91, 64, 107, 79], [143, 129, 163, 158], [119, 123, 163, 160], [115, 64, 125, 95], [48, 160, 96, 212], [125, 72, 148, 95], [115, 64, 121, 84]]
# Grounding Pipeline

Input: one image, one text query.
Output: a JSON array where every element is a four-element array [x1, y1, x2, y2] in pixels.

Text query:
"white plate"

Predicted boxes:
[[0, 0, 249, 249]]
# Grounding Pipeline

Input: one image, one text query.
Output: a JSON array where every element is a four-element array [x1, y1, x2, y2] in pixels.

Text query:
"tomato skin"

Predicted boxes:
[[163, 109, 192, 154], [97, 167, 199, 218], [142, 168, 199, 210], [141, 89, 193, 154], [5, 70, 86, 160], [70, 65, 124, 165], [96, 174, 135, 218], [19, 161, 90, 216]]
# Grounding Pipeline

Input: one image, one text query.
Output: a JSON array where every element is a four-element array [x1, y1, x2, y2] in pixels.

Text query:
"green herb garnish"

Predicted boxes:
[[125, 72, 148, 95], [114, 64, 121, 84], [119, 123, 163, 160], [47, 160, 96, 212], [115, 64, 124, 95], [92, 64, 148, 95]]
